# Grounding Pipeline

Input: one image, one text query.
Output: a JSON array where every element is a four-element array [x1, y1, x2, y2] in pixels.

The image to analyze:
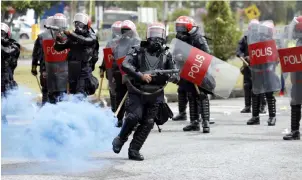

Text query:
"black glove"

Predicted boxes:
[[1, 37, 9, 46], [176, 33, 189, 42], [100, 68, 105, 78], [31, 65, 38, 76]]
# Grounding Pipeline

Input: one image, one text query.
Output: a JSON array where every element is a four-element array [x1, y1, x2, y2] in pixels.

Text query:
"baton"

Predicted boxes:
[[114, 91, 128, 117], [35, 75, 42, 92], [239, 57, 249, 66], [97, 77, 104, 101]]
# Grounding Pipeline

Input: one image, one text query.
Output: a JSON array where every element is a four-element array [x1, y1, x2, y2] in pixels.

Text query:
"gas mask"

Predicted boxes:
[[74, 21, 88, 35], [1, 30, 9, 45], [176, 32, 190, 42], [121, 28, 133, 39], [148, 37, 164, 53]]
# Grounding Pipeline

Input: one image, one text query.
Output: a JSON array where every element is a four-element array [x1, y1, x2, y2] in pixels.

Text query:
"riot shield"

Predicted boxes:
[[116, 56, 126, 76], [247, 20, 281, 94], [103, 47, 115, 95], [278, 18, 302, 105], [169, 38, 240, 99], [279, 46, 302, 105], [42, 39, 69, 93]]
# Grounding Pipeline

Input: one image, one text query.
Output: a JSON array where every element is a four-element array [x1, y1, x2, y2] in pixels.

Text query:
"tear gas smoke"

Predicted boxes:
[[1, 87, 119, 174]]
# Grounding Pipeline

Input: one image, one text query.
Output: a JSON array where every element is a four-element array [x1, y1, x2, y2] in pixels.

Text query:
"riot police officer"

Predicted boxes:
[[246, 20, 280, 126], [100, 21, 122, 113], [111, 20, 141, 127], [32, 16, 52, 104], [237, 19, 267, 114], [1, 23, 20, 94], [174, 16, 212, 133], [54, 13, 99, 98], [283, 16, 302, 140], [1, 22, 20, 124], [112, 22, 177, 161], [41, 14, 69, 104]]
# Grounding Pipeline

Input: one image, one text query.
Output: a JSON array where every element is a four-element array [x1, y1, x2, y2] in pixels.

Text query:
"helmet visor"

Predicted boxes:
[[147, 27, 165, 39]]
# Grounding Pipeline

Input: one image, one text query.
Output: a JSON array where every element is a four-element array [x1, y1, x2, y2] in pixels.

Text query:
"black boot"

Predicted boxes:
[[283, 104, 301, 140], [172, 91, 188, 121], [112, 117, 136, 154], [110, 92, 117, 113], [266, 93, 276, 126], [260, 94, 267, 114], [183, 93, 200, 131], [283, 130, 300, 140], [42, 91, 48, 106], [241, 106, 251, 113], [183, 120, 200, 131], [200, 97, 210, 133], [247, 94, 260, 125], [128, 120, 154, 161], [247, 116, 260, 125], [241, 83, 252, 113], [116, 120, 123, 128]]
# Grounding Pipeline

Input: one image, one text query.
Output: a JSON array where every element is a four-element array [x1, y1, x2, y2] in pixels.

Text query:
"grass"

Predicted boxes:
[[14, 65, 179, 96]]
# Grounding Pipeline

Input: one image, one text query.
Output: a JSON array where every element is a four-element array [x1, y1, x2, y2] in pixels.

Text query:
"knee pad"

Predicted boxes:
[[124, 113, 139, 127], [144, 118, 155, 130]]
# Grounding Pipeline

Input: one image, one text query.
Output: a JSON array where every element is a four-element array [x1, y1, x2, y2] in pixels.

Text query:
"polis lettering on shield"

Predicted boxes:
[[283, 54, 302, 65], [47, 47, 68, 55], [251, 47, 272, 58], [188, 54, 205, 79]]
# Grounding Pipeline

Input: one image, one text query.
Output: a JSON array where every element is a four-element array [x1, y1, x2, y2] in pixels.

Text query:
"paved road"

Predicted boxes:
[[2, 97, 302, 180]]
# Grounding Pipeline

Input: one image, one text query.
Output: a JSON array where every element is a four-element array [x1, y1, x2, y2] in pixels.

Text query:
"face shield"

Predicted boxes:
[[147, 24, 166, 52], [73, 13, 90, 34], [111, 21, 122, 38], [1, 23, 10, 39], [147, 26, 165, 40], [259, 21, 275, 41], [53, 14, 67, 29], [175, 22, 187, 33]]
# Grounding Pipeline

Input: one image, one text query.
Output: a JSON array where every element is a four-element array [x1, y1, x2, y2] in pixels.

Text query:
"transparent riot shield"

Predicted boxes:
[[279, 46, 302, 105], [247, 20, 281, 94], [278, 18, 302, 105], [169, 38, 240, 99]]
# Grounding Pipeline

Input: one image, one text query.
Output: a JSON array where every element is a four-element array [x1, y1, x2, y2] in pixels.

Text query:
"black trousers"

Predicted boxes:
[[114, 71, 127, 122]]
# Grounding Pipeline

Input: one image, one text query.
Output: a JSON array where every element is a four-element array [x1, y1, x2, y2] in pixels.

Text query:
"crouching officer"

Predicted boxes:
[[112, 23, 178, 161]]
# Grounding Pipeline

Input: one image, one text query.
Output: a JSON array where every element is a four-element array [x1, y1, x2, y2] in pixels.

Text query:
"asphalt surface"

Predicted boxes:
[[2, 97, 302, 180]]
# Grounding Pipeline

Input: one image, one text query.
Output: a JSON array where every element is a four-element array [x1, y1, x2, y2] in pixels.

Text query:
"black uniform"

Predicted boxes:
[[112, 42, 177, 161], [1, 37, 20, 124], [176, 27, 212, 133], [54, 30, 99, 97], [236, 35, 267, 114], [32, 34, 49, 105], [112, 36, 140, 127], [99, 37, 120, 113], [1, 38, 20, 95]]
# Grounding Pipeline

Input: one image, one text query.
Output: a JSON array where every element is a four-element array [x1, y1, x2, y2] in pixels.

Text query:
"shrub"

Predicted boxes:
[[203, 1, 242, 61]]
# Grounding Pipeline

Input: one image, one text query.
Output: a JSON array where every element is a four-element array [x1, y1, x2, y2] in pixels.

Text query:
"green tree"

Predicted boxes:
[[169, 8, 190, 21], [203, 1, 242, 61], [1, 1, 58, 25]]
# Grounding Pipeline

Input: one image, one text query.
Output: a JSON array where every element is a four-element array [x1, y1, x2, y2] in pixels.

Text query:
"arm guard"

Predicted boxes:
[[69, 32, 96, 46], [121, 47, 143, 81]]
